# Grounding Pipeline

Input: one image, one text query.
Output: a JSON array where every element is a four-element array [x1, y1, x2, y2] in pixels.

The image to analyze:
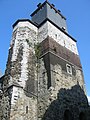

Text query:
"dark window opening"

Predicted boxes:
[[53, 47, 57, 53], [26, 106, 28, 114], [53, 45, 57, 53], [79, 112, 87, 120], [64, 110, 72, 120], [66, 64, 72, 75], [55, 34, 57, 39]]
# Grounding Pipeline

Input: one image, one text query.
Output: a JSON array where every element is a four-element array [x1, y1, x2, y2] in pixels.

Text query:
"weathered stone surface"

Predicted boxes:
[[0, 1, 90, 120], [40, 37, 81, 68], [10, 88, 37, 120], [37, 55, 89, 120], [1, 21, 38, 120]]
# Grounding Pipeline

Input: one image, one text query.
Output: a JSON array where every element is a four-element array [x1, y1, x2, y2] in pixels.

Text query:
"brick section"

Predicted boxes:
[[40, 36, 82, 69]]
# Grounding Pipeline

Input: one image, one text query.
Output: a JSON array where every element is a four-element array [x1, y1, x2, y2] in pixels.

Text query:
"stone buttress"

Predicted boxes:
[[1, 20, 38, 120]]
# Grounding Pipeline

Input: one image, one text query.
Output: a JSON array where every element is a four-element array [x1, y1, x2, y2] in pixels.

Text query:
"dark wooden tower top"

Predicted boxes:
[[31, 0, 68, 32]]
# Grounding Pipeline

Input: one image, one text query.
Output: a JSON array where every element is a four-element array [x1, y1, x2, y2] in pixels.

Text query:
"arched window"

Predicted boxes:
[[79, 112, 86, 120], [64, 110, 72, 120]]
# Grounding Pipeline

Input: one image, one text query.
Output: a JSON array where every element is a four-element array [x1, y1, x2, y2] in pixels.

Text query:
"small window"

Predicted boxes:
[[53, 46, 57, 53], [26, 106, 28, 114], [55, 34, 57, 39], [66, 64, 72, 75], [64, 40, 66, 46]]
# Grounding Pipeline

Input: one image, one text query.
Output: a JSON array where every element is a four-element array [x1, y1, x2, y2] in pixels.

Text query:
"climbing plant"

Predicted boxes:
[[34, 42, 41, 60]]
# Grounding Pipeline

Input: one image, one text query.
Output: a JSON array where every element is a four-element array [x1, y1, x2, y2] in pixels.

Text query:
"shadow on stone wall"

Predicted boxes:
[[41, 84, 89, 120]]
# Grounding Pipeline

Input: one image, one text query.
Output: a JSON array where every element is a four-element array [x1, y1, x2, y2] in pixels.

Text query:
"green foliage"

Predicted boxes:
[[34, 42, 41, 73], [34, 42, 41, 59]]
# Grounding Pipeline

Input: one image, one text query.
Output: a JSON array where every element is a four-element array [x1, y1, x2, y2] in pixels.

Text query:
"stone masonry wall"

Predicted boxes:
[[10, 87, 37, 120], [38, 21, 78, 55], [37, 21, 89, 119], [37, 53, 89, 120], [1, 21, 38, 120], [1, 18, 90, 120], [5, 22, 37, 89]]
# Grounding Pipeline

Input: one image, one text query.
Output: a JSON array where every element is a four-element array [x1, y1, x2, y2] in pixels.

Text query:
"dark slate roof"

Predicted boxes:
[[12, 19, 38, 28], [31, 0, 66, 20]]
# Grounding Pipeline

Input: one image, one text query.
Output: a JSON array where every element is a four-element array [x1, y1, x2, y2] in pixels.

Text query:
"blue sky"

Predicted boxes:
[[0, 0, 90, 96]]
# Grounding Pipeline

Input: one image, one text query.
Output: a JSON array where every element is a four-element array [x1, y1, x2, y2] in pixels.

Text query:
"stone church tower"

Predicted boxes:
[[0, 1, 90, 120]]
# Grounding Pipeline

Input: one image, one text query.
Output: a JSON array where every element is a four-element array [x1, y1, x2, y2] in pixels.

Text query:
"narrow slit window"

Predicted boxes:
[[26, 106, 28, 114]]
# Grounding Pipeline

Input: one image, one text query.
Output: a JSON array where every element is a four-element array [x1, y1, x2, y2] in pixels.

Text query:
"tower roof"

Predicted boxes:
[[31, 1, 68, 32], [31, 0, 66, 20], [12, 1, 77, 42], [12, 19, 38, 28]]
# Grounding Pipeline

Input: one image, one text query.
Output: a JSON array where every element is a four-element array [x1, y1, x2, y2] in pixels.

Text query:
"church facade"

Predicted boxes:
[[0, 1, 90, 120]]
